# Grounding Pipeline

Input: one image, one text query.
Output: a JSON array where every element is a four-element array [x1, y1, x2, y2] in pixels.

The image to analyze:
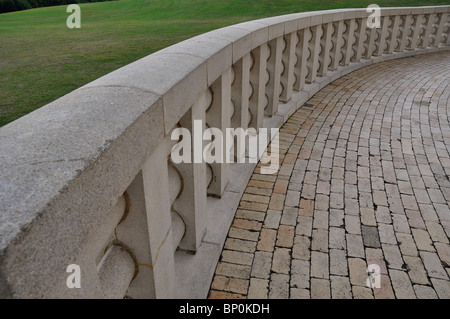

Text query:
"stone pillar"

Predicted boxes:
[[318, 22, 333, 76], [114, 142, 177, 299], [374, 16, 389, 56], [172, 92, 208, 252], [330, 21, 345, 69], [387, 15, 401, 54], [431, 12, 448, 46], [306, 25, 321, 83], [352, 18, 367, 62], [249, 44, 268, 130], [407, 14, 423, 50], [294, 28, 310, 90], [280, 32, 297, 102], [397, 15, 413, 52], [206, 68, 232, 197], [265, 37, 283, 115], [419, 13, 435, 48], [231, 53, 251, 129], [341, 18, 356, 65]]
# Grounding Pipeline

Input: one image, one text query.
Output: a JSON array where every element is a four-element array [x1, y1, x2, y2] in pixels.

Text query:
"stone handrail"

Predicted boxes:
[[0, 6, 449, 298]]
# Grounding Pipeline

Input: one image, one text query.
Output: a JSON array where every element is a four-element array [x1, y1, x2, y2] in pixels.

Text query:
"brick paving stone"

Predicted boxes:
[[312, 229, 329, 252], [425, 221, 449, 244], [352, 286, 374, 299], [313, 210, 329, 230], [435, 242, 450, 266], [209, 290, 245, 299], [264, 210, 282, 229], [251, 251, 272, 279], [347, 234, 365, 258], [411, 228, 435, 252], [290, 288, 310, 299], [311, 251, 329, 279], [311, 278, 331, 299], [403, 256, 430, 285], [292, 235, 311, 261], [221, 250, 254, 266], [430, 278, 450, 299], [247, 278, 269, 299], [348, 258, 368, 287], [389, 269, 416, 299], [329, 227, 346, 250], [211, 275, 249, 295], [330, 249, 348, 276], [420, 251, 449, 280], [257, 228, 277, 252], [290, 259, 310, 289], [345, 215, 362, 235], [360, 207, 377, 226], [375, 206, 392, 224], [232, 218, 262, 231], [373, 274, 396, 299], [330, 276, 352, 299], [361, 225, 381, 248], [235, 209, 266, 222], [272, 247, 291, 274], [296, 216, 313, 237], [216, 262, 252, 280], [378, 223, 397, 245], [383, 244, 405, 270], [392, 214, 411, 234], [210, 51, 450, 299], [413, 285, 438, 299], [224, 238, 257, 253], [269, 273, 290, 299], [280, 207, 297, 226]]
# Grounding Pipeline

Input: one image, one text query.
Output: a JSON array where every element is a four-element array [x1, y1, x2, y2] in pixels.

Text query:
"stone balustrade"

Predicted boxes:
[[0, 6, 449, 298]]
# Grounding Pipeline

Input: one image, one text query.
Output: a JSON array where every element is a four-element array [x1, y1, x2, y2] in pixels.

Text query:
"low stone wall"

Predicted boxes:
[[0, 6, 449, 298]]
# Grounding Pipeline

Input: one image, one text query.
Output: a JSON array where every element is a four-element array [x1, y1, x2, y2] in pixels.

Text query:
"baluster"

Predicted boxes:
[[419, 13, 435, 48], [318, 22, 333, 76], [306, 25, 321, 83], [171, 92, 208, 252], [265, 37, 283, 115], [280, 32, 297, 101], [231, 53, 251, 129], [330, 20, 345, 69], [206, 69, 232, 197], [364, 26, 377, 59], [114, 142, 178, 298], [407, 14, 423, 50], [387, 15, 401, 54], [397, 14, 413, 51], [352, 17, 367, 62], [294, 27, 310, 91], [431, 12, 448, 46], [341, 18, 356, 65], [374, 15, 389, 56], [249, 44, 269, 130]]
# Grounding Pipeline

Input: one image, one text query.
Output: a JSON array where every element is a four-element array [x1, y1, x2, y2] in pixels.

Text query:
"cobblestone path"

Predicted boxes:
[[209, 51, 450, 299]]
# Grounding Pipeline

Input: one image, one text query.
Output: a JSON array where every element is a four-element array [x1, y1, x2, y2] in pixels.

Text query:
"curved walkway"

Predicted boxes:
[[208, 51, 450, 299]]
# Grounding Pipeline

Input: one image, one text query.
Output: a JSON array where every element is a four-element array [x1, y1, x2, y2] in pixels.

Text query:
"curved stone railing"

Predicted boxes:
[[0, 6, 449, 298]]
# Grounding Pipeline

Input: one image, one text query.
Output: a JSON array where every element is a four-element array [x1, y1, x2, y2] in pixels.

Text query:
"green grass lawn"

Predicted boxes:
[[0, 0, 448, 126]]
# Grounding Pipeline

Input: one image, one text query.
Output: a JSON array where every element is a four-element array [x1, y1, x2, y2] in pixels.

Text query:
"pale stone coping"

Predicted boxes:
[[0, 6, 448, 298]]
